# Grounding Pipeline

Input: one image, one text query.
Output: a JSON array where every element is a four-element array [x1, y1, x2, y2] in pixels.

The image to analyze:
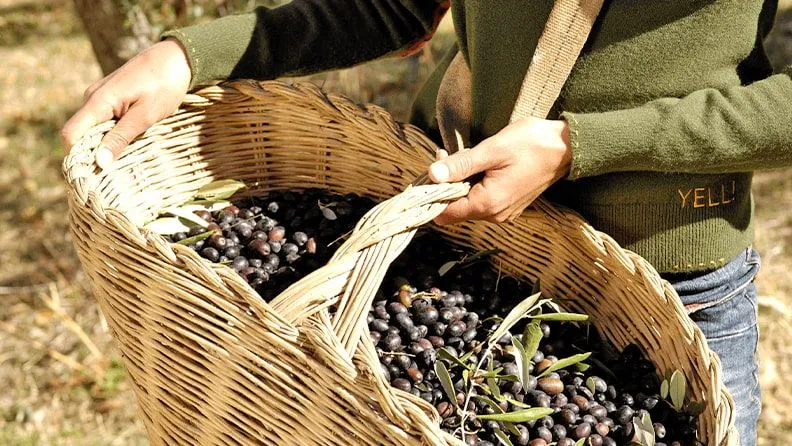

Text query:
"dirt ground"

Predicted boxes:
[[1, 1, 790, 444]]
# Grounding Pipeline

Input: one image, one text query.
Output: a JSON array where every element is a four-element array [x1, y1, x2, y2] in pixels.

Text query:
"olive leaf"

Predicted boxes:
[[641, 411, 654, 433], [145, 217, 191, 235], [537, 352, 592, 378], [660, 379, 669, 400], [575, 362, 591, 372], [435, 361, 458, 409], [437, 348, 472, 369], [163, 206, 210, 228], [194, 179, 246, 200], [460, 350, 476, 365], [414, 382, 431, 392], [487, 377, 502, 400], [507, 398, 531, 409], [669, 369, 687, 411], [528, 312, 590, 322], [632, 413, 656, 446], [182, 199, 232, 211], [488, 292, 543, 345], [575, 440, 586, 446], [477, 368, 505, 379], [438, 261, 458, 277], [493, 374, 520, 382], [487, 357, 502, 400], [504, 422, 521, 437], [476, 408, 554, 423], [521, 322, 543, 365], [586, 376, 597, 394], [321, 207, 338, 220], [473, 395, 504, 414], [176, 230, 217, 246], [685, 400, 706, 417], [511, 337, 531, 391], [493, 427, 514, 446]]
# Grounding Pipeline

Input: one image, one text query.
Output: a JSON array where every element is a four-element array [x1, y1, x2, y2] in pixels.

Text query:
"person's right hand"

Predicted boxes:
[[61, 38, 192, 169]]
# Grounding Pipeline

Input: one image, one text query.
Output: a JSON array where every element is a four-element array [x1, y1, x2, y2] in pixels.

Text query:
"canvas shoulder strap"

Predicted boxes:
[[436, 0, 605, 152]]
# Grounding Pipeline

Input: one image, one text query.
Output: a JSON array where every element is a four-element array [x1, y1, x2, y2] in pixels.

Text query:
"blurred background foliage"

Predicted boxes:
[[1, 0, 791, 444]]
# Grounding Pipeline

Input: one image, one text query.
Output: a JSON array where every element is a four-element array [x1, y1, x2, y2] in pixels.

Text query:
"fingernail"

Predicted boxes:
[[429, 162, 449, 183], [95, 146, 114, 170]]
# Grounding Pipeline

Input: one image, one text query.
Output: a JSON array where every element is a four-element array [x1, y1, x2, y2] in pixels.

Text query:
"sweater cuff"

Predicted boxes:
[[161, 14, 258, 89], [561, 108, 657, 180]]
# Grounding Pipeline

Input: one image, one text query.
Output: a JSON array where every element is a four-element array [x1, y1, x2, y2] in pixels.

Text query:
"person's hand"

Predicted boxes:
[[61, 38, 192, 169], [428, 118, 572, 225]]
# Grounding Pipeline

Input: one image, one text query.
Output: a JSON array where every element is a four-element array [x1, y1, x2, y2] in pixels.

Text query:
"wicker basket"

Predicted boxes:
[[63, 80, 737, 445]]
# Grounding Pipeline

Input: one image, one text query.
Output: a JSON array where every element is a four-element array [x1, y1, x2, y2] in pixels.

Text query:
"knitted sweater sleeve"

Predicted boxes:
[[562, 67, 792, 180], [562, 1, 791, 180], [162, 1, 449, 89]]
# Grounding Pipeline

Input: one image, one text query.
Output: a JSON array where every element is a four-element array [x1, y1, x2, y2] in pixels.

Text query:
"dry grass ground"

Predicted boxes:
[[0, 1, 790, 444]]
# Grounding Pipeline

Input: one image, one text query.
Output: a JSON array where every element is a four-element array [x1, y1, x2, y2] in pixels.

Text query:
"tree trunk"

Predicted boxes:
[[73, 0, 154, 75]]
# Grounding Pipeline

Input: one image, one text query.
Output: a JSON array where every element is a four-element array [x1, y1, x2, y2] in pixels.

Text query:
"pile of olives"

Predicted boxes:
[[168, 190, 700, 446]]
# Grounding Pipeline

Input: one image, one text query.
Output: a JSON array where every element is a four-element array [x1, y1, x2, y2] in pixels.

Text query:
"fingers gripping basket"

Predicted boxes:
[[64, 80, 737, 445]]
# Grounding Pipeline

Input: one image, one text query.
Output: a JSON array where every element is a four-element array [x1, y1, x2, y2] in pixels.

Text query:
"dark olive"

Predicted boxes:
[[560, 408, 577, 425], [438, 308, 455, 323], [395, 312, 414, 330], [200, 247, 220, 262], [538, 377, 563, 395], [589, 404, 607, 420], [282, 242, 299, 256], [369, 319, 389, 333], [436, 401, 453, 418], [382, 333, 401, 350], [552, 424, 567, 439], [616, 405, 634, 425], [573, 423, 591, 439], [427, 336, 445, 348], [416, 306, 439, 325], [446, 320, 466, 337], [305, 237, 317, 254], [388, 302, 408, 315], [248, 239, 270, 256], [461, 328, 477, 343], [572, 395, 590, 411], [653, 422, 667, 439]]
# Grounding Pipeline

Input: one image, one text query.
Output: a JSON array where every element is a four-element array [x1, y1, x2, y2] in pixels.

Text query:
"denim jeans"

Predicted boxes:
[[662, 247, 762, 446]]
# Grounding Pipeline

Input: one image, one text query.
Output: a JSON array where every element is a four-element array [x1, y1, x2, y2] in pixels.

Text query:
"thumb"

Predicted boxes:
[[428, 140, 506, 183], [95, 105, 153, 170]]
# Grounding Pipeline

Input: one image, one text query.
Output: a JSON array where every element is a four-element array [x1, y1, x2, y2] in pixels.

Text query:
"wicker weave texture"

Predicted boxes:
[[63, 80, 737, 445]]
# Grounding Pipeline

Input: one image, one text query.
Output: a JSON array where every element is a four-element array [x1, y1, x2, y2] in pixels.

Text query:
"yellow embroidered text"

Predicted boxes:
[[678, 181, 736, 208]]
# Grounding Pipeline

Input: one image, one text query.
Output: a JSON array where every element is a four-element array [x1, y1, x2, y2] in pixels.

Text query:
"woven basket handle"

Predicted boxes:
[[269, 182, 470, 355]]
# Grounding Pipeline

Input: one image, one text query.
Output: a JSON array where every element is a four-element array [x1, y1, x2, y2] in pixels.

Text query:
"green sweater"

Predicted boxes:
[[164, 0, 792, 273]]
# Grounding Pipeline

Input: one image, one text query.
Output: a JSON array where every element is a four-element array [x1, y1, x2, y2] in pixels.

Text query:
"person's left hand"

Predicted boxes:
[[428, 117, 572, 225]]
